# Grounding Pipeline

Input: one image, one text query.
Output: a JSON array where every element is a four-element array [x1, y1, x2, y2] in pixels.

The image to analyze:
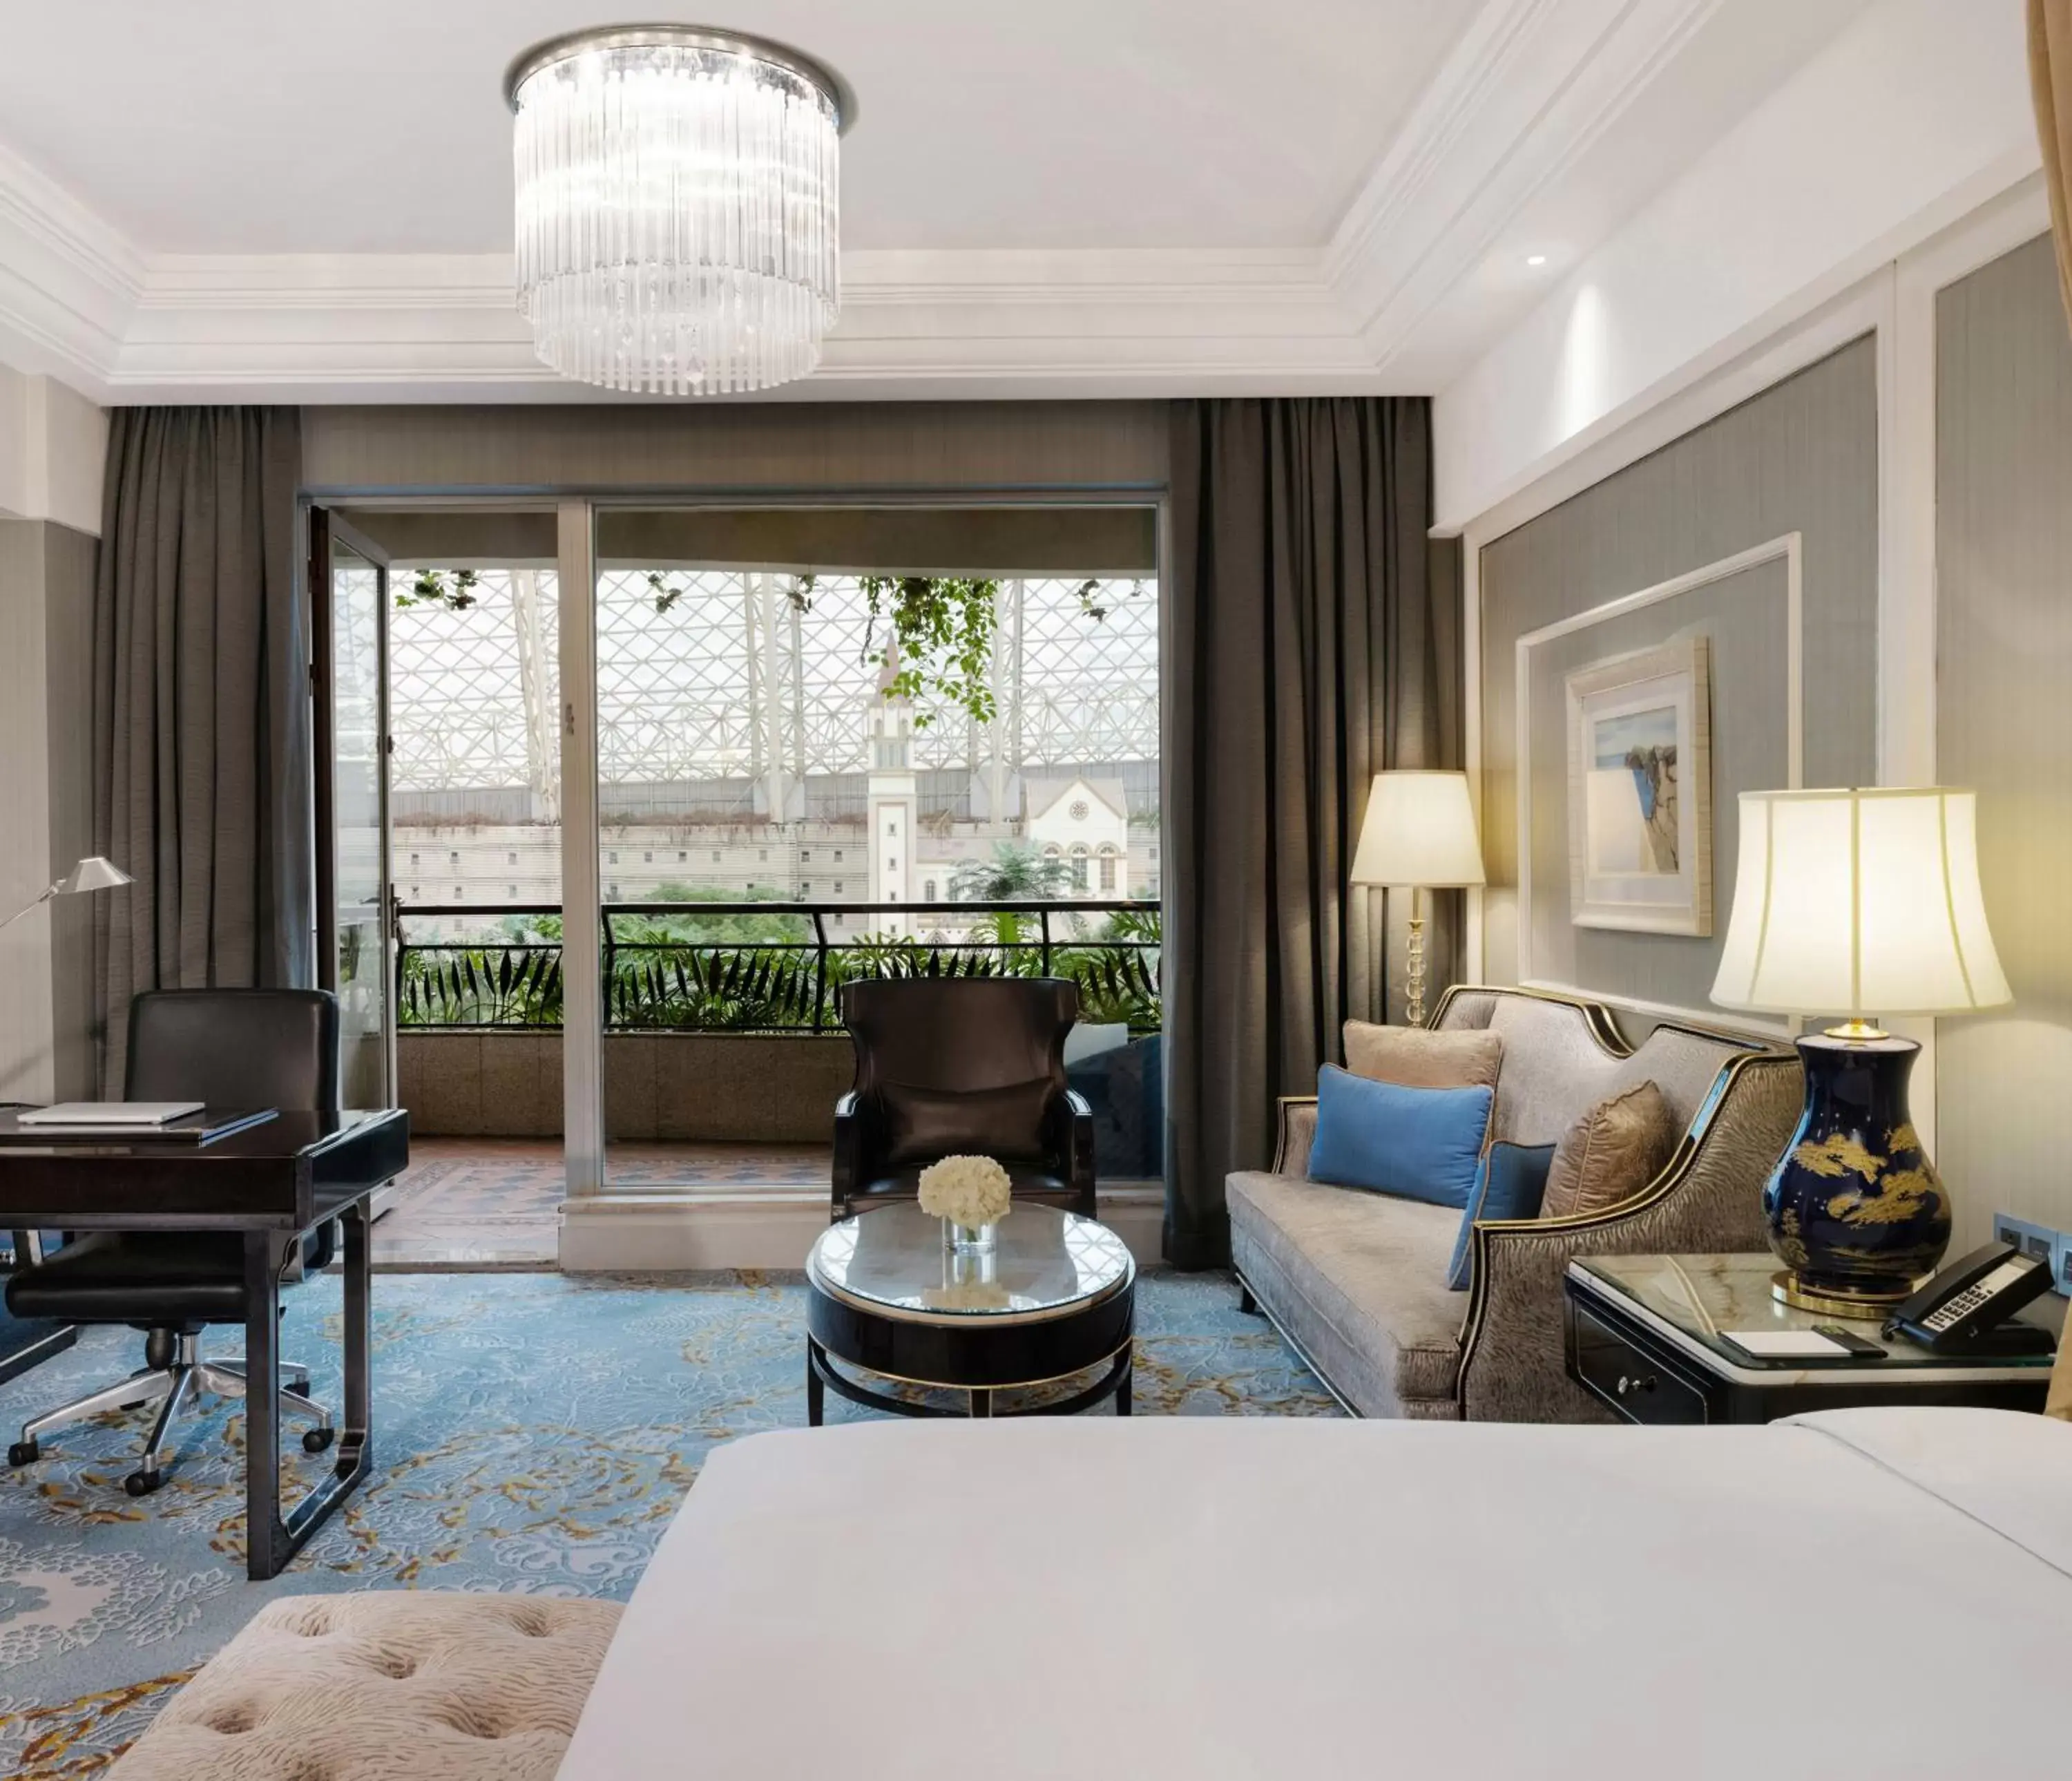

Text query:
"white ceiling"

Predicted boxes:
[[0, 0, 1473, 254], [0, 0, 1876, 403]]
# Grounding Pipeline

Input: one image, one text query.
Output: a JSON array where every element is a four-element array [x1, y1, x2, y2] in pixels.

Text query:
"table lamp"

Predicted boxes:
[[0, 857, 132, 936], [1710, 788, 2009, 1316], [1349, 771, 1485, 1027]]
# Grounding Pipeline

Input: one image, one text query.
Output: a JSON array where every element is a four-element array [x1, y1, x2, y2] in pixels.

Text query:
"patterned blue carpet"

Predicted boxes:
[[0, 1269, 1331, 1775]]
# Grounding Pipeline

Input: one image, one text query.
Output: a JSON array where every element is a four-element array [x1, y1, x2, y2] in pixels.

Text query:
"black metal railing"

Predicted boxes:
[[395, 899, 1161, 1035]]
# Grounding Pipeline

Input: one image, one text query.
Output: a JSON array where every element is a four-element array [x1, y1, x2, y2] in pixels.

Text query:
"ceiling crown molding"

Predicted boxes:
[[0, 0, 1752, 403], [0, 136, 143, 384], [1324, 0, 1724, 368]]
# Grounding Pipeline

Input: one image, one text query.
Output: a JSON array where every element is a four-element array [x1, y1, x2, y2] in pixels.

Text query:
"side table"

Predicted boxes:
[[1565, 1253, 2056, 1425]]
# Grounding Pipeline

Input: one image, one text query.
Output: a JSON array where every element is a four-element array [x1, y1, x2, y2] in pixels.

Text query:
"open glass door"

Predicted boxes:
[[312, 509, 394, 1109]]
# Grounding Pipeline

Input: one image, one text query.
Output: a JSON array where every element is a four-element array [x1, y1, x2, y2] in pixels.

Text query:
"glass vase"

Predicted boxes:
[[947, 1219, 999, 1259]]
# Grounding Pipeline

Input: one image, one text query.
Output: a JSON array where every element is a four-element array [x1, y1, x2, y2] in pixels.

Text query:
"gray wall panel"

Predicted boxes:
[[1520, 558, 1792, 1011], [0, 517, 97, 1101], [1936, 232, 2072, 1251], [44, 521, 97, 1099], [1479, 336, 1879, 1024]]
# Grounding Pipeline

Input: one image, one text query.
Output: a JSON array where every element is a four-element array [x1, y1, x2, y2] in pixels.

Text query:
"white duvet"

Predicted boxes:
[[559, 1408, 2072, 1780]]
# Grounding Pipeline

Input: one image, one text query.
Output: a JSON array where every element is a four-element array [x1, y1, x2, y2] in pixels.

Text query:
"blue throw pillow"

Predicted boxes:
[[1446, 1141, 1557, 1291], [1306, 1066, 1493, 1208]]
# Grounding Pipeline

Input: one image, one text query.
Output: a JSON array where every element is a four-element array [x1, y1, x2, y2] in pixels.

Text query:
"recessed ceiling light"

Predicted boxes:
[[1526, 254, 1548, 268]]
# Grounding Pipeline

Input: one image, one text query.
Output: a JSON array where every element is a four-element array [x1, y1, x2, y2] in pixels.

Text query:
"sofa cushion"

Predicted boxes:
[[108, 1591, 622, 1781], [1229, 1170, 1466, 1416], [1307, 1067, 1492, 1208], [1343, 1020, 1504, 1091], [1540, 1080, 1676, 1219], [1446, 1141, 1556, 1290]]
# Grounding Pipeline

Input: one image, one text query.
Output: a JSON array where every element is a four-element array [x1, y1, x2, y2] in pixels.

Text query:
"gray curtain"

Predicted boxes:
[[1164, 397, 1456, 1268], [93, 408, 311, 1090]]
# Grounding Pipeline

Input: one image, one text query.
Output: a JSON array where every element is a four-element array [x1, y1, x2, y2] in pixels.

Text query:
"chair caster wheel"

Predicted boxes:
[[302, 1427, 335, 1454], [124, 1469, 163, 1497], [8, 1439, 38, 1467]]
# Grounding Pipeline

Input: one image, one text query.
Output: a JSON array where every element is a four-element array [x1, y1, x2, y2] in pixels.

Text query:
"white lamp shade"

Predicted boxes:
[[1349, 772, 1486, 888], [1710, 788, 2011, 1018], [56, 856, 131, 895]]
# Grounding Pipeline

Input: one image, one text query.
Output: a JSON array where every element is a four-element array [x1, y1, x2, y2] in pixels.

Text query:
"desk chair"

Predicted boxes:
[[5, 989, 339, 1496], [832, 976, 1096, 1221]]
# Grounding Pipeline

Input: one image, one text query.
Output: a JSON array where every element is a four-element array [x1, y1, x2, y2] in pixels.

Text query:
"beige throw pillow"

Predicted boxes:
[[1343, 1020, 1503, 1092], [1540, 1080, 1676, 1219]]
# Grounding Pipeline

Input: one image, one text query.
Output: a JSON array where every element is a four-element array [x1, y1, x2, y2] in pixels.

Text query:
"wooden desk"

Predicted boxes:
[[0, 1108, 409, 1578]]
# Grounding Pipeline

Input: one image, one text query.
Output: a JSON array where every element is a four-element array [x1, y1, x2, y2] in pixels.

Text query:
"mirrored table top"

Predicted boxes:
[[809, 1205, 1134, 1326], [1572, 1253, 2058, 1371]]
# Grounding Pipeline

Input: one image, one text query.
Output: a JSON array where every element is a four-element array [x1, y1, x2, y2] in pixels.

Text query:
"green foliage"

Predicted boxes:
[[859, 575, 999, 729], [399, 943, 561, 1027], [608, 882, 809, 946], [948, 840, 1073, 904], [399, 906, 1162, 1036], [606, 944, 823, 1031], [394, 568, 480, 611]]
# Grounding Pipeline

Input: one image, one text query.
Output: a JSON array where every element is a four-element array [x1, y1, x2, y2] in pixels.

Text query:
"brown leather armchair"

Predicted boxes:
[[832, 977, 1097, 1221]]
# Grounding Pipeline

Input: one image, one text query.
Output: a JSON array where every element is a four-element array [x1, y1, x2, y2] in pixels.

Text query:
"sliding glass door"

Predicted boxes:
[[313, 512, 394, 1109]]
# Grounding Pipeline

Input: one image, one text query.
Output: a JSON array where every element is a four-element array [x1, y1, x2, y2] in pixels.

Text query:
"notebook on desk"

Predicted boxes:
[[19, 1101, 204, 1126], [0, 1106, 279, 1143]]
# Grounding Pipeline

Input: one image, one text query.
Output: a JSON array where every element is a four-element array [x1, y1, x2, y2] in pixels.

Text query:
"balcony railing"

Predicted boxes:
[[395, 899, 1161, 1034]]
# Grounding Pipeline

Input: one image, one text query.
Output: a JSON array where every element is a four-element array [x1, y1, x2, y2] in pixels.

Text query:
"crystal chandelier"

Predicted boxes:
[[505, 26, 845, 395]]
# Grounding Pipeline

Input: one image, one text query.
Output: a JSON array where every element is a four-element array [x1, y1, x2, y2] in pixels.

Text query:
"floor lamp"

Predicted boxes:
[[1349, 773, 1485, 1028], [0, 857, 133, 939]]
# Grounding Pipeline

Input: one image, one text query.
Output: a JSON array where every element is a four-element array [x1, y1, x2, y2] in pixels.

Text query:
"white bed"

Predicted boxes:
[[559, 1408, 2072, 1779]]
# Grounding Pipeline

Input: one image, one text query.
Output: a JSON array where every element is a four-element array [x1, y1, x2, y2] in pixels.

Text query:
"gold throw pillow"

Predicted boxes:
[[1540, 1080, 1676, 1219], [1342, 1020, 1504, 1092]]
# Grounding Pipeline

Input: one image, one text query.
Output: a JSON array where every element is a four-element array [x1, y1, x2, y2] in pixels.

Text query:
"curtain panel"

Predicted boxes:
[[1164, 397, 1455, 1268], [93, 408, 311, 1089], [2035, 0, 2072, 335]]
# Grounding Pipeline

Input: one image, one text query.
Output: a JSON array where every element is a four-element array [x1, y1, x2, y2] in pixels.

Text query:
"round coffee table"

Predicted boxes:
[[805, 1203, 1135, 1421]]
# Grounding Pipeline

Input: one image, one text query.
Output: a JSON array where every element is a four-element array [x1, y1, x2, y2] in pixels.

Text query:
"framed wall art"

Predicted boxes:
[[1564, 636, 1713, 935]]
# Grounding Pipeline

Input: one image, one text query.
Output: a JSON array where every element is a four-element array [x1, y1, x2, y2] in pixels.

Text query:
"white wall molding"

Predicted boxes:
[[97, 245, 1379, 402], [1327, 0, 1722, 369], [0, 138, 142, 390], [1510, 533, 1803, 1034], [1434, 0, 2040, 533], [1461, 176, 2053, 1122]]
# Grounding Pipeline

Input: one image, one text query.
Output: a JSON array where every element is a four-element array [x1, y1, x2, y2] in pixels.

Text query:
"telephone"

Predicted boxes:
[[1883, 1241, 2058, 1355]]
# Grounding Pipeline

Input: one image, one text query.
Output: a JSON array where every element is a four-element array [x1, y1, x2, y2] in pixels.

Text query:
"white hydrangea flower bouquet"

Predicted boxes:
[[917, 1154, 1013, 1230]]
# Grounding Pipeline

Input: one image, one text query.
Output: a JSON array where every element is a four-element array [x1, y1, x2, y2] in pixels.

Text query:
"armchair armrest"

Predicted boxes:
[[1049, 1088, 1097, 1216], [1455, 1052, 1802, 1423], [1272, 1097, 1318, 1177], [832, 1090, 867, 1219]]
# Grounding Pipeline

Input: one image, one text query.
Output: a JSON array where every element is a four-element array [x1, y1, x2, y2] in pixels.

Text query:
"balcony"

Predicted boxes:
[[394, 898, 1164, 1172]]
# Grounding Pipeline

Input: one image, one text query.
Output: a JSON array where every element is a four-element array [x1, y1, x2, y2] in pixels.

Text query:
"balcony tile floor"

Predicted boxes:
[[376, 1138, 834, 1270]]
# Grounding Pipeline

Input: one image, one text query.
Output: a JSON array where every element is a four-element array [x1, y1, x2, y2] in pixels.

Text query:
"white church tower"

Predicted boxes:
[[865, 647, 917, 936]]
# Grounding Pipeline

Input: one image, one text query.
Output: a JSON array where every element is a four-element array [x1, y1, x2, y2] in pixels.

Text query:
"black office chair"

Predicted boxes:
[[832, 976, 1096, 1221], [5, 989, 340, 1496]]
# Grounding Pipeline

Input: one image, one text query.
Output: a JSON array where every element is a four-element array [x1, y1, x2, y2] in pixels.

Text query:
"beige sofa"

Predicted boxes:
[[1227, 985, 1803, 1422]]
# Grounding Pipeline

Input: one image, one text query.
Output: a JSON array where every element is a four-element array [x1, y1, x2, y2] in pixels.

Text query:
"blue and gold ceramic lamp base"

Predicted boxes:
[[1766, 1022, 1950, 1318], [1707, 785, 2013, 1320]]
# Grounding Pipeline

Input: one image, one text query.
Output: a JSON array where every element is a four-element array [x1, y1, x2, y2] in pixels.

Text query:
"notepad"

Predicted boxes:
[[19, 1101, 204, 1127], [1722, 1329, 1850, 1359]]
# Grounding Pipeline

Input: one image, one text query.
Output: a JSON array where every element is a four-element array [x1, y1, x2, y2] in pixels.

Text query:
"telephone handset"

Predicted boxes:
[[1883, 1241, 2057, 1355]]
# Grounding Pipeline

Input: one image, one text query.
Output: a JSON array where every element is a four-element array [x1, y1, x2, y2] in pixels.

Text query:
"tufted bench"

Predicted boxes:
[[108, 1591, 623, 1780]]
